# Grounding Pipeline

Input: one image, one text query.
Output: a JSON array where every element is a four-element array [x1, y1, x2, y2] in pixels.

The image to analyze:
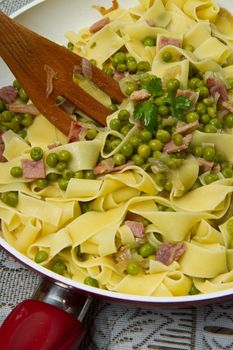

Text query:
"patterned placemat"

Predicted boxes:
[[1, 1, 233, 349]]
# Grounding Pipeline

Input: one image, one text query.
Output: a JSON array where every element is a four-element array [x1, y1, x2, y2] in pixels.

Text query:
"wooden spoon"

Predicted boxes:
[[0, 11, 125, 135]]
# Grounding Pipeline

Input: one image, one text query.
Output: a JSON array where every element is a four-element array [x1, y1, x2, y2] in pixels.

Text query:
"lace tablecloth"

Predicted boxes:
[[1, 1, 233, 349]]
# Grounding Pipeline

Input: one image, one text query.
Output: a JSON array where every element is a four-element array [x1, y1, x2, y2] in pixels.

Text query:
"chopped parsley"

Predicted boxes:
[[133, 100, 158, 131]]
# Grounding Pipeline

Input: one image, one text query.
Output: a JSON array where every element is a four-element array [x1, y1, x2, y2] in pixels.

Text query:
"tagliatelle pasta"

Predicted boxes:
[[2, 0, 233, 298]]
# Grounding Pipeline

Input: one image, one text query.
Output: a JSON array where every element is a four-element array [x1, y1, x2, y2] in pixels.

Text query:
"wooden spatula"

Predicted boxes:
[[0, 11, 125, 135]]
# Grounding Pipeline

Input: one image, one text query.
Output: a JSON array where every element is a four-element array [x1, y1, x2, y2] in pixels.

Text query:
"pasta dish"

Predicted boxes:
[[1, 0, 233, 297]]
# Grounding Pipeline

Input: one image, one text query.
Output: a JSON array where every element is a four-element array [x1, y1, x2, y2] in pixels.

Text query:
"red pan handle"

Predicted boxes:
[[0, 279, 91, 350]]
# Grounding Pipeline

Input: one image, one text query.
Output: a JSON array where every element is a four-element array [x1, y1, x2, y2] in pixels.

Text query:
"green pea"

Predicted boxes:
[[67, 41, 74, 51], [222, 167, 233, 178], [195, 79, 204, 88], [118, 109, 130, 122], [1, 191, 18, 207], [207, 106, 216, 118], [166, 79, 180, 92], [30, 147, 43, 161], [114, 52, 126, 64], [173, 134, 183, 146], [227, 220, 233, 236], [0, 100, 6, 113], [110, 118, 121, 131], [126, 56, 136, 64], [86, 129, 97, 140], [154, 96, 165, 107], [35, 250, 49, 263], [12, 114, 23, 125], [121, 143, 134, 158], [74, 170, 84, 179], [22, 114, 33, 127], [35, 178, 49, 189], [17, 129, 27, 139], [117, 63, 127, 72], [111, 139, 121, 150], [164, 180, 172, 192], [139, 129, 152, 142], [204, 124, 217, 133], [84, 276, 99, 287], [200, 113, 210, 124], [62, 169, 74, 180], [10, 166, 23, 178], [103, 66, 113, 76], [193, 145, 203, 157], [203, 146, 215, 161], [138, 144, 151, 159], [126, 261, 140, 275], [13, 79, 21, 90], [84, 170, 96, 179], [56, 161, 67, 172], [161, 51, 172, 62], [47, 172, 59, 181], [51, 260, 66, 275], [203, 98, 214, 106], [196, 103, 206, 115], [227, 78, 233, 89], [225, 114, 233, 128], [186, 112, 199, 123], [143, 36, 156, 46], [125, 81, 138, 96], [139, 243, 155, 258], [127, 61, 137, 73], [137, 61, 151, 72], [109, 103, 118, 112], [153, 150, 162, 159], [46, 152, 59, 167], [188, 78, 199, 90], [166, 158, 178, 169], [149, 139, 163, 151], [19, 88, 29, 103], [120, 124, 131, 135], [189, 283, 200, 295], [154, 172, 166, 187], [132, 154, 144, 166], [129, 136, 141, 149], [113, 153, 126, 166], [156, 129, 171, 143], [196, 86, 209, 98], [1, 110, 12, 122], [209, 118, 221, 129], [204, 173, 219, 184], [183, 44, 194, 52], [216, 151, 226, 163], [158, 105, 169, 116], [58, 150, 71, 162], [58, 177, 69, 190]]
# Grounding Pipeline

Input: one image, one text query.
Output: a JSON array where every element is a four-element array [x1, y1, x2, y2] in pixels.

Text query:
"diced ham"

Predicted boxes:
[[222, 101, 233, 113], [68, 121, 87, 143], [213, 164, 221, 173], [163, 134, 192, 153], [21, 159, 46, 179], [156, 242, 186, 265], [125, 220, 145, 238], [176, 89, 199, 106], [207, 77, 228, 104], [159, 36, 182, 50], [196, 157, 214, 172], [44, 64, 57, 98], [115, 245, 131, 263], [93, 160, 133, 176], [130, 89, 151, 101], [0, 86, 18, 104], [9, 103, 39, 115], [174, 121, 199, 135], [81, 58, 93, 80], [93, 158, 115, 175], [125, 212, 144, 222], [0, 144, 6, 162], [89, 17, 110, 33], [47, 143, 61, 150]]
